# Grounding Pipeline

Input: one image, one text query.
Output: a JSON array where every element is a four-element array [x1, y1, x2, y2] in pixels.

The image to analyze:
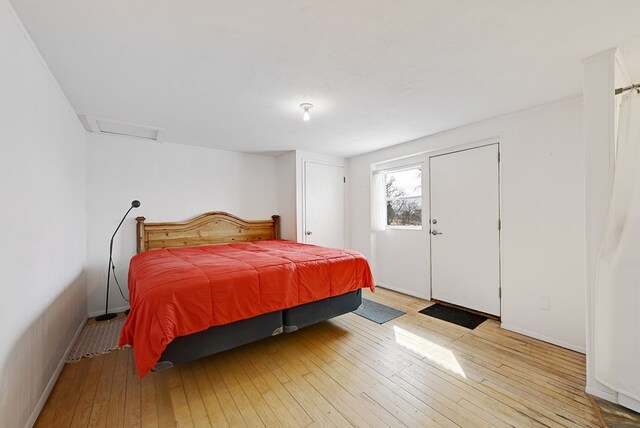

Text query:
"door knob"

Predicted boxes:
[[305, 231, 313, 235], [430, 230, 442, 235]]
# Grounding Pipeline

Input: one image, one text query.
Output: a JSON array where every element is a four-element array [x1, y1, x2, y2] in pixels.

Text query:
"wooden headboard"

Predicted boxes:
[[136, 212, 281, 253]]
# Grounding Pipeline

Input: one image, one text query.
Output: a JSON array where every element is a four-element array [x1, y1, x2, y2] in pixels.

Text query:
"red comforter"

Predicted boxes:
[[119, 240, 374, 377]]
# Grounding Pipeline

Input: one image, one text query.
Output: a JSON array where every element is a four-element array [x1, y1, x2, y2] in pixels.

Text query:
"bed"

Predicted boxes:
[[118, 212, 374, 377]]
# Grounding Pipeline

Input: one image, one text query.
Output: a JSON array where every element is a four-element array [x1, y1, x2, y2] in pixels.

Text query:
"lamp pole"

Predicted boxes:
[[96, 200, 140, 321]]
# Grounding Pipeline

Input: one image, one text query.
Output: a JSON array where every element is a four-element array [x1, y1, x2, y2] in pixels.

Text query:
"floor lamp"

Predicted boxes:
[[96, 200, 141, 321]]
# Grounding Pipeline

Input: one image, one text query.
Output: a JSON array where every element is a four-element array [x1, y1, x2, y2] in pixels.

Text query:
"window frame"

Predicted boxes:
[[383, 164, 423, 230]]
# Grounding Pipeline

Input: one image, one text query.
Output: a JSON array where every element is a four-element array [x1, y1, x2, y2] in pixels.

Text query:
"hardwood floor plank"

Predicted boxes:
[[213, 356, 264, 427], [123, 349, 142, 428], [304, 326, 446, 427], [104, 347, 129, 428], [282, 335, 407, 428], [457, 398, 516, 428], [190, 360, 229, 427], [398, 362, 561, 427], [201, 356, 246, 427], [269, 343, 371, 427], [336, 310, 592, 428], [390, 372, 484, 427], [53, 357, 92, 428], [70, 356, 105, 427], [261, 349, 352, 428], [219, 353, 284, 427], [281, 381, 342, 428], [87, 351, 118, 428], [36, 289, 598, 428], [178, 364, 212, 427], [153, 368, 177, 428], [35, 360, 80, 428], [235, 350, 313, 427], [299, 331, 437, 427], [140, 368, 158, 427], [165, 365, 195, 427], [344, 304, 590, 424]]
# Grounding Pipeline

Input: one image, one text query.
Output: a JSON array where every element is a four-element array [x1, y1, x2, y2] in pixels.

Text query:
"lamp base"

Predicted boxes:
[[95, 313, 117, 322]]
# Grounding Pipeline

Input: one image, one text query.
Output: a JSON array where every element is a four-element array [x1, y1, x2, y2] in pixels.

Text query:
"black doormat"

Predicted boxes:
[[353, 299, 406, 324], [419, 303, 487, 329]]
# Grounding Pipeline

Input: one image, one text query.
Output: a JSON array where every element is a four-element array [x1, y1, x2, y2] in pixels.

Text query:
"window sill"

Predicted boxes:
[[384, 226, 423, 231]]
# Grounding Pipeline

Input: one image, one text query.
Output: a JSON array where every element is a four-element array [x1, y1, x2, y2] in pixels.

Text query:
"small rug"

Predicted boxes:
[[353, 298, 406, 324], [66, 319, 125, 362], [419, 303, 487, 329]]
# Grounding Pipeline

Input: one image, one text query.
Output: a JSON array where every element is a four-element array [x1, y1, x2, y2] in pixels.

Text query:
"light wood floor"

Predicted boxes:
[[36, 288, 601, 427]]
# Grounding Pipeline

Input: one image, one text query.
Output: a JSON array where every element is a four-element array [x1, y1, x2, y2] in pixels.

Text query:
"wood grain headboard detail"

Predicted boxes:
[[136, 212, 281, 253]]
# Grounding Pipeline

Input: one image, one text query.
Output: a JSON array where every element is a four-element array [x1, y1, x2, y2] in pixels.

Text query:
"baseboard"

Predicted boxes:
[[586, 384, 619, 402], [500, 323, 586, 354], [619, 394, 640, 414], [376, 283, 430, 300], [25, 315, 86, 428], [88, 305, 129, 318], [591, 377, 640, 412]]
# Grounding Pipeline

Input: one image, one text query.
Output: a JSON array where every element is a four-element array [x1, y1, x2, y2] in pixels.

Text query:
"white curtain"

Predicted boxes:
[[371, 171, 386, 231], [595, 89, 640, 402]]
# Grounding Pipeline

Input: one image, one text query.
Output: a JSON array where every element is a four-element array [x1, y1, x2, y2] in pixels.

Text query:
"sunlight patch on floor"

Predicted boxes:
[[393, 325, 466, 378]]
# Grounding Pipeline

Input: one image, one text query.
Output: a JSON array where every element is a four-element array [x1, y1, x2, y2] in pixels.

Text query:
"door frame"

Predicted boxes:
[[427, 140, 503, 317], [301, 159, 346, 245]]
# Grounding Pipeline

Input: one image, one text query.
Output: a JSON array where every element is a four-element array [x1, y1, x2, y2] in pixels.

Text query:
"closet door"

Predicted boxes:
[[303, 161, 345, 248]]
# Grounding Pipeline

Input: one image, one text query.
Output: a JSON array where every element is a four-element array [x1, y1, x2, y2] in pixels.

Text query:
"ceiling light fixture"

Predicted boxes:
[[300, 103, 313, 121]]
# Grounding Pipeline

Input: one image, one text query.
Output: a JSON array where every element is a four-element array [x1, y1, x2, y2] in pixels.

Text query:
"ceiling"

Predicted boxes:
[[10, 0, 640, 157]]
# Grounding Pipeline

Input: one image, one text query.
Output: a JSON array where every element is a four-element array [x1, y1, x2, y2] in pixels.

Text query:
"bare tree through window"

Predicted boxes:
[[385, 167, 422, 227]]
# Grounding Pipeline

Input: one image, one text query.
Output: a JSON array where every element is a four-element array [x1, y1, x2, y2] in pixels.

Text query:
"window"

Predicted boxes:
[[385, 166, 422, 228]]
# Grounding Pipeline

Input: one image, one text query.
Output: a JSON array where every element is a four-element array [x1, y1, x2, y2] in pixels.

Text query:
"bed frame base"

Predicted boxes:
[[283, 289, 362, 332], [153, 290, 363, 370], [152, 361, 174, 372], [155, 310, 283, 369]]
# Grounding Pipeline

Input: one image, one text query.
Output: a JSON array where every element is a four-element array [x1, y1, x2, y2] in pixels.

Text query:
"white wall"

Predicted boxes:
[[349, 97, 586, 352], [0, 1, 87, 426], [372, 155, 429, 298], [277, 151, 298, 241], [86, 134, 280, 315]]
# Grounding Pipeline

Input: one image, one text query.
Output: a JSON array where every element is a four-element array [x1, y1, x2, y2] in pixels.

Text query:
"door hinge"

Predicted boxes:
[[499, 287, 502, 298], [497, 152, 501, 163], [498, 219, 501, 230], [343, 176, 346, 183]]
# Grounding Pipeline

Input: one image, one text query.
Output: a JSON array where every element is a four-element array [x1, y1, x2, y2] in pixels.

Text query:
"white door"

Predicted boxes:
[[304, 161, 345, 248], [429, 144, 500, 316]]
